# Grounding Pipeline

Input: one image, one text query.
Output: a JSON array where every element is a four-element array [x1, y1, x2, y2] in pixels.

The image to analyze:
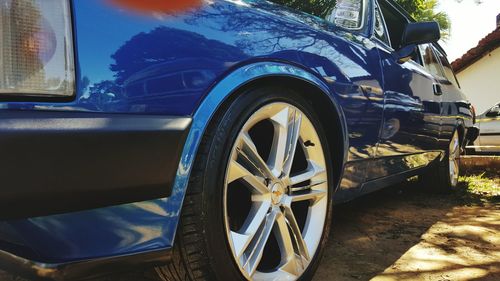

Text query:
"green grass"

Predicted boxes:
[[458, 172, 500, 199]]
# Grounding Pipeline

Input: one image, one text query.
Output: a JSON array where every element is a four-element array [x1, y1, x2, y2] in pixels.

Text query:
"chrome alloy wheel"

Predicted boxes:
[[449, 131, 460, 187], [223, 102, 328, 281]]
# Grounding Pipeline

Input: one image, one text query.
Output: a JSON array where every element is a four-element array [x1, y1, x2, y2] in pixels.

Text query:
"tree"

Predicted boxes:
[[394, 0, 451, 38], [272, 0, 452, 38]]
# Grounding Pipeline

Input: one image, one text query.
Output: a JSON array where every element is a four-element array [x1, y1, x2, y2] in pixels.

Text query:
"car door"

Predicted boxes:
[[430, 46, 473, 152], [477, 103, 500, 152], [368, 0, 442, 180]]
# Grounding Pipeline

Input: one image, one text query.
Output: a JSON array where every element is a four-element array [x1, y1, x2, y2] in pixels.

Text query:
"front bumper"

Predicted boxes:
[[0, 110, 191, 219], [0, 110, 190, 278]]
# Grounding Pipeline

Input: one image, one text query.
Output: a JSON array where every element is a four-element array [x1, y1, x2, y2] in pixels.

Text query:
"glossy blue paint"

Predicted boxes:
[[0, 62, 347, 263], [0, 0, 474, 265]]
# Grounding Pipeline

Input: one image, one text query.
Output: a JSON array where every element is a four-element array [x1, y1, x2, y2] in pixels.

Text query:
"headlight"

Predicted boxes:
[[0, 0, 75, 97]]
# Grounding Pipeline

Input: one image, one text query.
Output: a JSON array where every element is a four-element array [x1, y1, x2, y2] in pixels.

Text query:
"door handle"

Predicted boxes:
[[433, 83, 443, 96]]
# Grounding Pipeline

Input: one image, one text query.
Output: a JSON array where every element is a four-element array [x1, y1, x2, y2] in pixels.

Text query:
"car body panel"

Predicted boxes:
[[0, 61, 347, 264], [0, 0, 475, 274], [373, 44, 443, 180], [474, 103, 500, 153], [438, 83, 475, 149]]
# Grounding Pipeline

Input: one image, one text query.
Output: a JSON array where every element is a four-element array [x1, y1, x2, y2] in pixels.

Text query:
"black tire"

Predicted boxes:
[[156, 86, 335, 281], [420, 130, 461, 193]]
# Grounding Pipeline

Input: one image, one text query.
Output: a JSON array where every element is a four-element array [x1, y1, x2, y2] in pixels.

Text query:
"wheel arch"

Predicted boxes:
[[175, 62, 349, 201]]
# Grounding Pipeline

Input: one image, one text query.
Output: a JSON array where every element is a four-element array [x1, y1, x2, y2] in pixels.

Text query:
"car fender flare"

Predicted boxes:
[[169, 61, 349, 230]]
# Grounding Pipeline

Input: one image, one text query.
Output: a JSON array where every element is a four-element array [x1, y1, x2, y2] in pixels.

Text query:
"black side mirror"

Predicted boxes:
[[486, 106, 500, 117], [401, 21, 441, 47], [396, 21, 441, 63]]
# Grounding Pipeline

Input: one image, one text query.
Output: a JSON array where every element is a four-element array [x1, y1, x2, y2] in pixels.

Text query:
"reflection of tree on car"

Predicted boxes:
[[80, 27, 247, 112], [121, 58, 221, 112], [110, 27, 245, 84]]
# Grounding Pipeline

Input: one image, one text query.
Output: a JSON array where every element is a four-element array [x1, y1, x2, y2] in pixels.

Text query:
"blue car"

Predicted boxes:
[[0, 0, 478, 280]]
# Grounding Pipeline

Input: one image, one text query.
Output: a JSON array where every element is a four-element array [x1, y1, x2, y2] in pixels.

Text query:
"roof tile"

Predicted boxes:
[[451, 27, 500, 73]]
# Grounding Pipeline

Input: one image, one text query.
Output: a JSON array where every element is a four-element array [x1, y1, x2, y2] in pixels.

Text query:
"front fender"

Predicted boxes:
[[177, 60, 350, 206], [0, 62, 348, 267]]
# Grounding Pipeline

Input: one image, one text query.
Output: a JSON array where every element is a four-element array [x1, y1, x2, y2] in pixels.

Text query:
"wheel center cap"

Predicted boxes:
[[271, 182, 285, 205]]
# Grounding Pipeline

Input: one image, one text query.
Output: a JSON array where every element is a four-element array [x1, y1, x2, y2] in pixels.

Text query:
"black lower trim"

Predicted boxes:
[[480, 132, 500, 136], [360, 168, 422, 196], [0, 111, 191, 219], [0, 247, 171, 281]]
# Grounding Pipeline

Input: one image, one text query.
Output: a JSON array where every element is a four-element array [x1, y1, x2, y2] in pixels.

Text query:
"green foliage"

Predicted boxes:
[[271, 0, 451, 38], [394, 0, 450, 38]]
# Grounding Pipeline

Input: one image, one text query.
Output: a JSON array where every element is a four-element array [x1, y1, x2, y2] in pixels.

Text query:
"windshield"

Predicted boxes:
[[269, 0, 366, 30]]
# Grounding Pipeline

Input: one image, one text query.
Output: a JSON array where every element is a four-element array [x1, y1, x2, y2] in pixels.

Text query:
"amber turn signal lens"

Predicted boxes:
[[0, 0, 75, 97]]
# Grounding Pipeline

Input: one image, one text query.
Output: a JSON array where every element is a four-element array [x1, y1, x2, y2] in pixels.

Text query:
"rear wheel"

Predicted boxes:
[[156, 87, 334, 281], [421, 130, 461, 192]]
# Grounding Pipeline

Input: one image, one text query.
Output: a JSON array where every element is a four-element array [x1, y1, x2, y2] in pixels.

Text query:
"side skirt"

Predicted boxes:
[[359, 168, 422, 196]]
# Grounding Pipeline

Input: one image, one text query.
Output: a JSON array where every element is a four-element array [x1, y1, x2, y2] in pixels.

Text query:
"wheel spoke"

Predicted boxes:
[[283, 205, 310, 261], [274, 212, 308, 276], [275, 213, 296, 262], [283, 109, 302, 177], [450, 145, 458, 159], [268, 106, 302, 178], [453, 160, 459, 179], [290, 160, 326, 185], [228, 159, 269, 194], [240, 210, 278, 277], [289, 180, 327, 193], [239, 132, 276, 181], [449, 134, 460, 158], [230, 201, 272, 259], [290, 190, 327, 204]]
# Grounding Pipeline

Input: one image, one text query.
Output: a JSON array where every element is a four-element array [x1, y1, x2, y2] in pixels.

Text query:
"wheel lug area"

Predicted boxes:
[[269, 181, 287, 206]]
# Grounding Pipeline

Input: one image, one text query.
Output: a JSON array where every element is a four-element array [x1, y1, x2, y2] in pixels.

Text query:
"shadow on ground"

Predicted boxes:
[[314, 177, 500, 281]]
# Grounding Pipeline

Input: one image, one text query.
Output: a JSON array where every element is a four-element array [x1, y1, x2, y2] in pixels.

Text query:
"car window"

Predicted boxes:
[[434, 47, 461, 87], [373, 3, 390, 46], [486, 104, 500, 117], [269, 0, 366, 30], [378, 0, 408, 49], [419, 44, 446, 79], [377, 0, 422, 64]]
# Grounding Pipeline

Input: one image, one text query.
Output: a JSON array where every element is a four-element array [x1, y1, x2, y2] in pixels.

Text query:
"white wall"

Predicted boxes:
[[456, 47, 500, 115]]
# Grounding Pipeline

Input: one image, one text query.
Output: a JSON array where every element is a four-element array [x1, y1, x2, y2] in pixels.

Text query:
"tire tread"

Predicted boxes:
[[157, 111, 221, 281]]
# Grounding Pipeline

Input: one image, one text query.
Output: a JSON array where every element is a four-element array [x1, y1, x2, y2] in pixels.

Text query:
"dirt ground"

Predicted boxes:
[[313, 178, 500, 281], [1, 175, 499, 281]]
